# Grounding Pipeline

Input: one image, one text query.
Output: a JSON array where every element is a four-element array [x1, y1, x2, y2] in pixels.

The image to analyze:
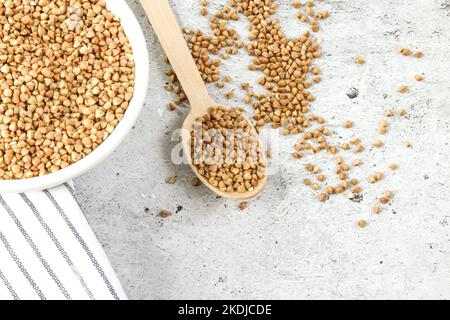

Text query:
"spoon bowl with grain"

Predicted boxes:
[[140, 0, 267, 200]]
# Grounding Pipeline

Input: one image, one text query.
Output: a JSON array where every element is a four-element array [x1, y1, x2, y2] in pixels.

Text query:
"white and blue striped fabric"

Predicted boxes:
[[0, 183, 126, 300]]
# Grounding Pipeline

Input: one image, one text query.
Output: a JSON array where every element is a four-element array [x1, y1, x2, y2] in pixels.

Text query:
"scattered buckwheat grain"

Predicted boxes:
[[389, 163, 399, 171], [160, 210, 172, 218], [192, 177, 202, 187], [399, 86, 409, 93], [355, 57, 366, 64], [167, 176, 177, 184], [400, 48, 412, 56], [238, 202, 248, 210], [344, 121, 353, 129]]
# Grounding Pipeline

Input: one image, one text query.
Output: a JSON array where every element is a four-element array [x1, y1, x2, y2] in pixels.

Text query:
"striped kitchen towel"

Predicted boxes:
[[0, 183, 126, 300]]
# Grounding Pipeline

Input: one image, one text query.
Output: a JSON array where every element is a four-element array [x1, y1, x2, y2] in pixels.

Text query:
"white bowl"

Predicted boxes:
[[0, 0, 149, 193]]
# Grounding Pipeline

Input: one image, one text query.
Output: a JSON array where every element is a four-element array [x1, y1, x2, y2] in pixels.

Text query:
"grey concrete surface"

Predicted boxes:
[[74, 0, 450, 299]]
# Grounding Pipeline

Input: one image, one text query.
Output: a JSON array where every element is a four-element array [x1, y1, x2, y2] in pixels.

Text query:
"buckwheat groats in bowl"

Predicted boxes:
[[0, 0, 135, 179]]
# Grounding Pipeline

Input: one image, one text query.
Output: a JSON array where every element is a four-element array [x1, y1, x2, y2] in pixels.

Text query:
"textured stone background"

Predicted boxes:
[[74, 0, 450, 299]]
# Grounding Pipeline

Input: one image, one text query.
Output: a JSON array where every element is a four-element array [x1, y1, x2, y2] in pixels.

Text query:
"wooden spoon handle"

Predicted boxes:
[[140, 0, 213, 112]]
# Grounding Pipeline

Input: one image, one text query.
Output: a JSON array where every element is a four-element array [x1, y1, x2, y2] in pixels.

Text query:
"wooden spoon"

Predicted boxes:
[[140, 0, 267, 200]]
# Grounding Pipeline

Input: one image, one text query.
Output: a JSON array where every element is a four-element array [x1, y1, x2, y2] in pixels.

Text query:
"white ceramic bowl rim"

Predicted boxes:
[[0, 0, 149, 193]]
